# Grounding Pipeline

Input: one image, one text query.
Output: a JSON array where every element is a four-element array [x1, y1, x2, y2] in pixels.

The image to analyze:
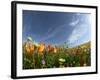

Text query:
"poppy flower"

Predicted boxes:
[[38, 43, 45, 55]]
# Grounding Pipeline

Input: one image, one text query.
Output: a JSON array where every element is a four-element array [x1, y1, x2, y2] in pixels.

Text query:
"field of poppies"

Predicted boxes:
[[23, 37, 91, 69]]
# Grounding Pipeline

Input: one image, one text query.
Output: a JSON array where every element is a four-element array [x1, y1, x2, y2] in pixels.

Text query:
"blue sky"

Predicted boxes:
[[23, 10, 91, 47]]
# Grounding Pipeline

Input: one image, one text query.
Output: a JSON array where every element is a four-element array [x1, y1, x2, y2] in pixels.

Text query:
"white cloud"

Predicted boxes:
[[68, 14, 91, 44], [69, 14, 80, 27], [39, 23, 68, 41], [68, 24, 88, 44], [69, 19, 79, 26]]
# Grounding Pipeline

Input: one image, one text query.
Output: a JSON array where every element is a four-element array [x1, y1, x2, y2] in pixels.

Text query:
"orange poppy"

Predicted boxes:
[[24, 43, 34, 56], [53, 47, 57, 53], [46, 44, 57, 53], [38, 43, 45, 55]]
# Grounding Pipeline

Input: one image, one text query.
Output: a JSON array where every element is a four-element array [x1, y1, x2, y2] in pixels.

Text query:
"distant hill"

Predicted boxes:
[[69, 41, 91, 49], [66, 41, 91, 55]]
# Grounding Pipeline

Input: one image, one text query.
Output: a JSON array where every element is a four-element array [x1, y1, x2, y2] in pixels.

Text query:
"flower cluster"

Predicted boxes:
[[23, 36, 91, 69]]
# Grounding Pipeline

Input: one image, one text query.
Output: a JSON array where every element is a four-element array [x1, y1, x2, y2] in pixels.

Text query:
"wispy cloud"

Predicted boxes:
[[68, 14, 91, 44], [69, 15, 79, 26], [69, 19, 79, 26], [39, 23, 68, 41], [68, 24, 88, 44]]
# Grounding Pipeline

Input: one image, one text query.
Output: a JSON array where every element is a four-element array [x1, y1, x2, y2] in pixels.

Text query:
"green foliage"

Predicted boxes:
[[23, 42, 91, 69]]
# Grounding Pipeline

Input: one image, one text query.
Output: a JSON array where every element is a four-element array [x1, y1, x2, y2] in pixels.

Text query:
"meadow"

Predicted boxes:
[[23, 38, 91, 69]]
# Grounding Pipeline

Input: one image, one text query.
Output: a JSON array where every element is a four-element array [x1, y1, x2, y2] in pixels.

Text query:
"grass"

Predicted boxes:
[[23, 41, 91, 69]]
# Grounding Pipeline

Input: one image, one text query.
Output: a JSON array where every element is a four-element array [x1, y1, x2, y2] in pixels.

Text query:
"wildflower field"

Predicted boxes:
[[23, 37, 91, 69]]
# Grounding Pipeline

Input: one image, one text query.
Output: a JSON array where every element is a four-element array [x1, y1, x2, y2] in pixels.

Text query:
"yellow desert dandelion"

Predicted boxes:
[[59, 58, 65, 68]]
